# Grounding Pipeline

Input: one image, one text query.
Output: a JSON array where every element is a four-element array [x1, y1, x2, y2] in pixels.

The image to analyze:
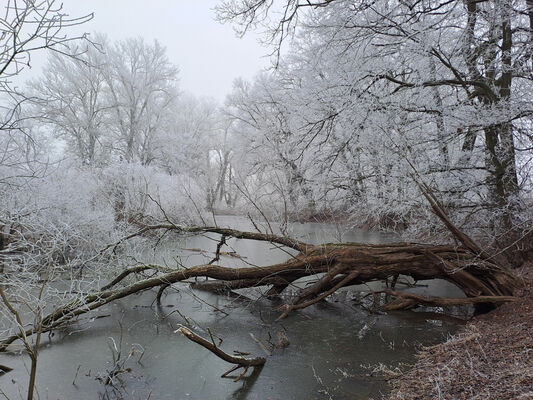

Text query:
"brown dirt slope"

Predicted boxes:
[[389, 269, 533, 400]]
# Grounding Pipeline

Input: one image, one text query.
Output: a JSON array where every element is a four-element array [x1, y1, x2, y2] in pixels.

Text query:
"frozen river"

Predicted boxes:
[[0, 216, 464, 399]]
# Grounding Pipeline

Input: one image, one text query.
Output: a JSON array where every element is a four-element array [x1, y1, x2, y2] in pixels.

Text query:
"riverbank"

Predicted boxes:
[[388, 265, 533, 400]]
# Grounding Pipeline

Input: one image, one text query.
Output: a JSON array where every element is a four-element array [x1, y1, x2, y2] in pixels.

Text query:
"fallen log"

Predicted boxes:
[[175, 326, 265, 382], [0, 225, 523, 352]]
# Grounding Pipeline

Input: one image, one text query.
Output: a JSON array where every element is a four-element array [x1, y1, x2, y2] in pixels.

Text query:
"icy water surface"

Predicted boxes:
[[0, 216, 464, 399]]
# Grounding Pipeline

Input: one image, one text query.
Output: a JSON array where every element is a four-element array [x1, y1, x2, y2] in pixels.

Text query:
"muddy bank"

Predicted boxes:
[[388, 267, 533, 400]]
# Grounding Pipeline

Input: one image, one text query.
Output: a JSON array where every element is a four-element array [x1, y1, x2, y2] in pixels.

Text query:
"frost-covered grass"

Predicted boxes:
[[388, 286, 533, 400]]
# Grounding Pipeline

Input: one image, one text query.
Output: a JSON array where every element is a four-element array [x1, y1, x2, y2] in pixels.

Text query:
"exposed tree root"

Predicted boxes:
[[0, 225, 523, 352]]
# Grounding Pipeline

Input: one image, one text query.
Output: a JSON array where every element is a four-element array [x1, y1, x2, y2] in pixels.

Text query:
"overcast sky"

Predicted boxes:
[[30, 0, 270, 101]]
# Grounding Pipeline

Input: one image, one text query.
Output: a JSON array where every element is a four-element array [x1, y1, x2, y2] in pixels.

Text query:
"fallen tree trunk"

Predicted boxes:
[[0, 225, 522, 351]]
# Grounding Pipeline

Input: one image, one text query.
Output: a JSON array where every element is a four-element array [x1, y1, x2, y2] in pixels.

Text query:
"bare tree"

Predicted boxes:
[[218, 0, 533, 261], [0, 2, 93, 399], [29, 39, 109, 166], [104, 37, 179, 165], [225, 75, 317, 216], [0, 0, 93, 132]]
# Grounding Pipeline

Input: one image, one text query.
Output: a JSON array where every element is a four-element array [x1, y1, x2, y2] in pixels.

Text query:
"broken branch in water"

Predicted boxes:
[[175, 325, 265, 382]]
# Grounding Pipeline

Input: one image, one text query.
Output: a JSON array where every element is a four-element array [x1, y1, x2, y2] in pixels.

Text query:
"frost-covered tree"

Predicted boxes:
[[104, 38, 179, 165], [30, 36, 181, 168], [219, 0, 533, 259], [0, 2, 95, 398], [29, 40, 109, 166], [27, 36, 234, 215], [160, 93, 234, 209], [161, 94, 217, 175], [225, 75, 317, 215], [0, 0, 93, 135]]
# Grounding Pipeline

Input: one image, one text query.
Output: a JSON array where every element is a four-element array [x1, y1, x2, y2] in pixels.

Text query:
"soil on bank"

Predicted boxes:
[[388, 265, 533, 400]]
